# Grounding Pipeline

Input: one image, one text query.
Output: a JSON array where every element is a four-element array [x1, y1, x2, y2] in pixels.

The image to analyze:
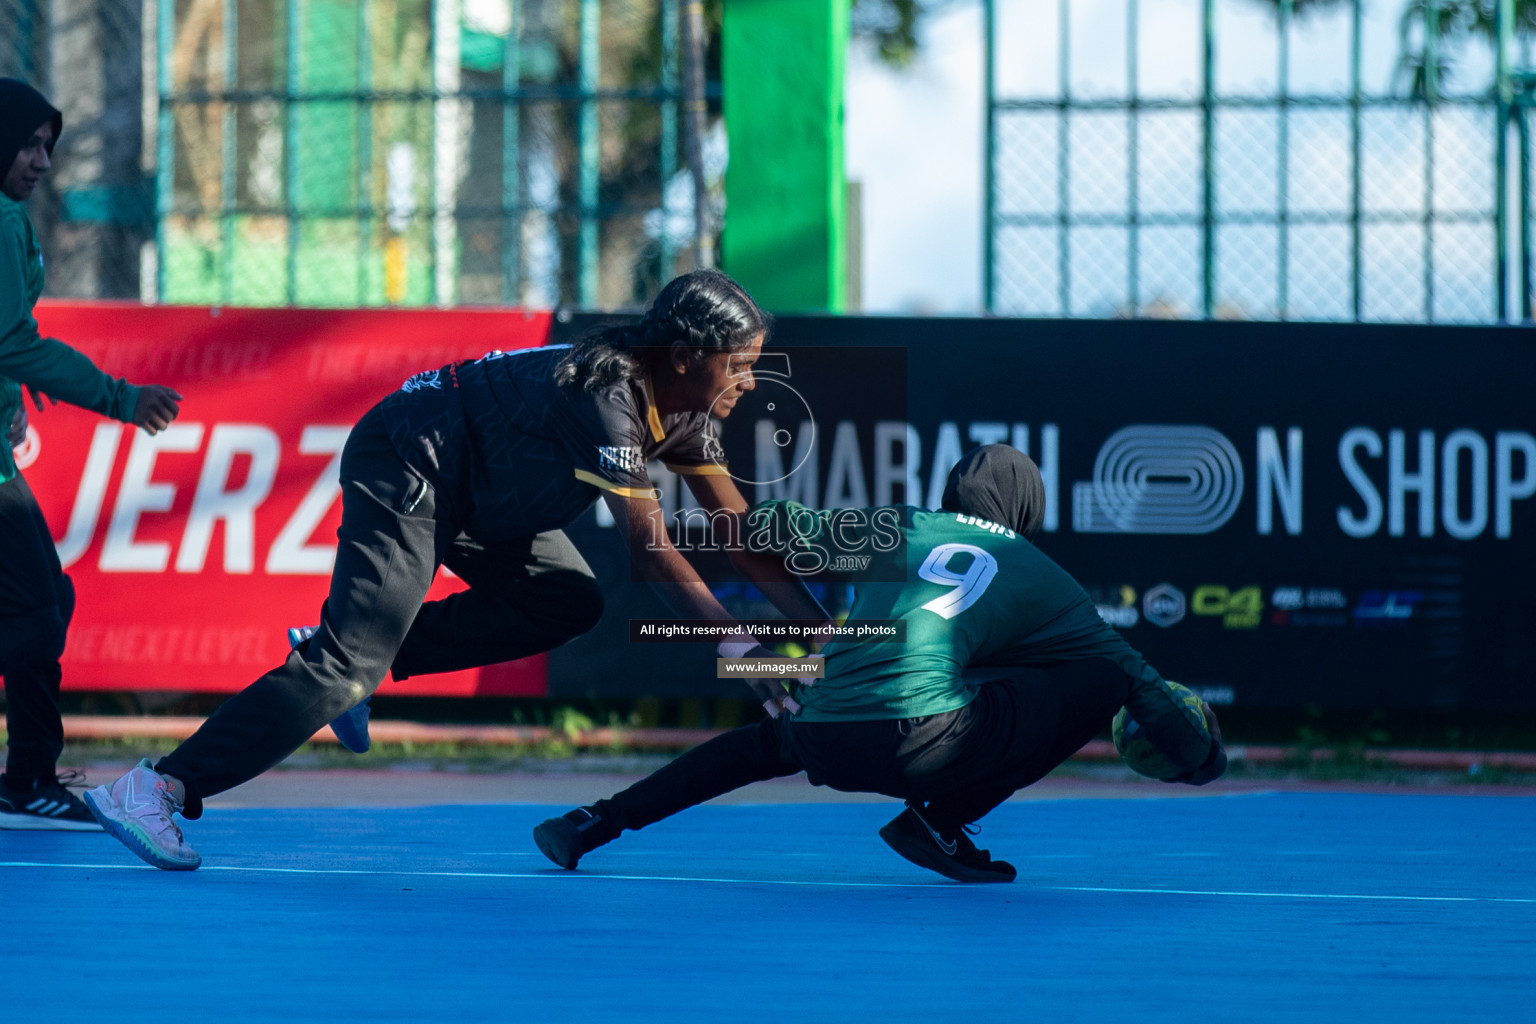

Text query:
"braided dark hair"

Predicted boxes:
[[555, 268, 771, 393]]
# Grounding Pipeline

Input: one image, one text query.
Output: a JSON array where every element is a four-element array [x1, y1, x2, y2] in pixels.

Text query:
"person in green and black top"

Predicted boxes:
[[534, 444, 1227, 883], [0, 79, 183, 831]]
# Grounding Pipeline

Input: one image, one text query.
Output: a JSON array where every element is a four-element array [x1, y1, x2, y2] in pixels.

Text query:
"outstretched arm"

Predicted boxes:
[[2, 230, 182, 427], [602, 488, 807, 716], [680, 473, 834, 626]]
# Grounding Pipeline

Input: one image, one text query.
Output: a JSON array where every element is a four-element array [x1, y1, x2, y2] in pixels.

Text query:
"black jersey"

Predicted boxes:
[[377, 346, 728, 539]]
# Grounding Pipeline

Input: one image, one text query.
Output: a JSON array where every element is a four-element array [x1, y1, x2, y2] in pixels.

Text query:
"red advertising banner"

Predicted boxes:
[[18, 302, 554, 695]]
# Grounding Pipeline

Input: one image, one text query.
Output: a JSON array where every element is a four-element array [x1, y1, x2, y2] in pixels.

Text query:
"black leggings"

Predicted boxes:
[[594, 658, 1130, 838], [0, 472, 75, 784], [156, 407, 603, 815]]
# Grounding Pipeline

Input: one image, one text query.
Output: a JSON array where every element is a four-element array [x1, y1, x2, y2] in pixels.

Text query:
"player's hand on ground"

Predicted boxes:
[[132, 384, 183, 434], [7, 406, 26, 447]]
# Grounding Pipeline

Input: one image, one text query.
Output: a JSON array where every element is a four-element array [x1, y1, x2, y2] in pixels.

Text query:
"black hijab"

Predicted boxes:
[[0, 79, 63, 181], [939, 444, 1046, 540]]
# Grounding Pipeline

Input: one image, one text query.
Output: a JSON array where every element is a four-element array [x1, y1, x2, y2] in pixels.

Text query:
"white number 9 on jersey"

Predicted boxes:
[[917, 543, 999, 619]]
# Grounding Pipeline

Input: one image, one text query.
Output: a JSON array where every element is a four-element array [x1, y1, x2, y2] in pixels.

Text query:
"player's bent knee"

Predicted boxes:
[[304, 672, 377, 719]]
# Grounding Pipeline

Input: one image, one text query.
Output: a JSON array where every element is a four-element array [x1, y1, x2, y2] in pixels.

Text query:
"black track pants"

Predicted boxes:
[[0, 472, 75, 784], [155, 408, 602, 814], [597, 658, 1130, 838], [591, 718, 802, 835]]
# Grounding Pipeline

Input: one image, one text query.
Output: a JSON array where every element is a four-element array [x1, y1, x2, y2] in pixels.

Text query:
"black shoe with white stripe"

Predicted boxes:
[[878, 804, 1016, 883], [533, 807, 613, 869], [0, 770, 103, 831]]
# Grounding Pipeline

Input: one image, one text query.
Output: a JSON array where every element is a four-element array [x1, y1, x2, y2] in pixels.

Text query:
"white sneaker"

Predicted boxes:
[[82, 759, 201, 871]]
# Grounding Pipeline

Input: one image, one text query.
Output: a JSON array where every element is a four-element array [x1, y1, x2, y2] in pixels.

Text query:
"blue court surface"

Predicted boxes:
[[5, 788, 1534, 1024]]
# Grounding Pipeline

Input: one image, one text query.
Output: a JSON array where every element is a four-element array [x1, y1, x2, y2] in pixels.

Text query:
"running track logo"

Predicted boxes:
[[1073, 425, 1244, 534]]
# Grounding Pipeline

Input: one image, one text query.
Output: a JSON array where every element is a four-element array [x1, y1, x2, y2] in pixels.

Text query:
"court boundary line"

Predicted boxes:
[[4, 861, 1533, 902]]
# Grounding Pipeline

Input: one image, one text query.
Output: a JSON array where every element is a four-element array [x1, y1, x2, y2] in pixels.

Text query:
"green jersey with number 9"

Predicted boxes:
[[749, 501, 1169, 724]]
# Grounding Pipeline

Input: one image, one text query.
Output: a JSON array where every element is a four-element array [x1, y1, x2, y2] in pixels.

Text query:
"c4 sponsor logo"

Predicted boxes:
[[1192, 585, 1263, 629]]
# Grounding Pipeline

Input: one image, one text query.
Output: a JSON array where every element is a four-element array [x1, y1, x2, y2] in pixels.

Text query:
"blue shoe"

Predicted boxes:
[[288, 625, 372, 754]]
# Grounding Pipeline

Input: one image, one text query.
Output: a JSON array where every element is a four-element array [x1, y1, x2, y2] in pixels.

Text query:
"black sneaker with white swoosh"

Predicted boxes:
[[0, 770, 103, 831], [878, 803, 1015, 883], [533, 806, 618, 869]]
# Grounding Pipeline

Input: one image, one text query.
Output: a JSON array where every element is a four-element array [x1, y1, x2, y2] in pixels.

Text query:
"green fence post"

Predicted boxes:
[[1201, 0, 1215, 318], [219, 0, 235, 304], [1350, 0, 1362, 321], [660, 0, 678, 285], [1496, 0, 1513, 322], [1127, 0, 1139, 316], [721, 0, 848, 312], [983, 0, 996, 313], [286, 0, 301, 305], [503, 0, 523, 305], [579, 0, 600, 307], [16, 0, 37, 81], [157, 0, 173, 303], [358, 0, 373, 305], [1278, 0, 1291, 320], [1521, 104, 1532, 321], [1424, 0, 1437, 321], [1058, 0, 1070, 315]]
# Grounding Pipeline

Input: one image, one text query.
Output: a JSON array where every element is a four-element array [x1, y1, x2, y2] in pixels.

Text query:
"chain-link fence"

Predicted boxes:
[[4, 0, 719, 310], [2, 0, 150, 301], [986, 0, 1536, 323]]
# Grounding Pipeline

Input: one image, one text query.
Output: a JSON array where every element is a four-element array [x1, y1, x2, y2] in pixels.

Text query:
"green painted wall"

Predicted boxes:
[[722, 0, 848, 312]]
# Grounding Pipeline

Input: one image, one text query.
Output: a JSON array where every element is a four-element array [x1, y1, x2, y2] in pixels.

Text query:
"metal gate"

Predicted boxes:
[[985, 0, 1535, 323], [144, 0, 715, 310]]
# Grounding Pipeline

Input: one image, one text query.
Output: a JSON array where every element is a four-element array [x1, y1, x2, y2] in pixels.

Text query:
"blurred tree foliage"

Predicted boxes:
[[1394, 0, 1536, 97], [852, 0, 925, 68], [1244, 0, 1536, 99]]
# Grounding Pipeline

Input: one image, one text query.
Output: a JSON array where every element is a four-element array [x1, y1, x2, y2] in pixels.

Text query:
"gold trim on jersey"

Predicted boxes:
[[664, 462, 730, 476], [641, 375, 667, 442], [574, 468, 661, 500]]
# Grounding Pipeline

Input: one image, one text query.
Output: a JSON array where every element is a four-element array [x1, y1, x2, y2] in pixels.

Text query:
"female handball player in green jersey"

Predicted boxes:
[[535, 444, 1226, 883]]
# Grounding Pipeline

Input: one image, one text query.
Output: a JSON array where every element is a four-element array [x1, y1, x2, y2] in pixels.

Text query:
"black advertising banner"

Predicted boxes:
[[549, 314, 1535, 712]]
